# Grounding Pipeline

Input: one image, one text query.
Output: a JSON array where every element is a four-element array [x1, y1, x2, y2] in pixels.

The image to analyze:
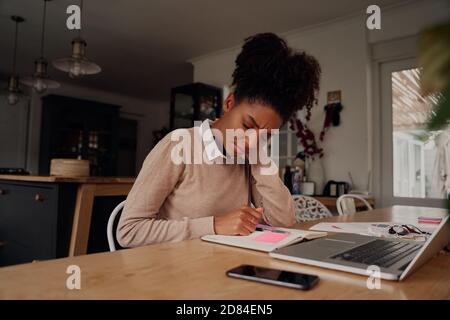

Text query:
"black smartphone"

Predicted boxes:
[[226, 265, 319, 290]]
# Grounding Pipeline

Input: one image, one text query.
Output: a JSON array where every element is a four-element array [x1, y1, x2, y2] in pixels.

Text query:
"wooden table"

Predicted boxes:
[[0, 175, 135, 257], [65, 177, 135, 256], [0, 206, 448, 299]]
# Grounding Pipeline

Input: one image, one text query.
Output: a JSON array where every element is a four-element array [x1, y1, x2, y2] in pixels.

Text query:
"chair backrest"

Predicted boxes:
[[107, 200, 126, 252], [336, 194, 373, 215], [292, 195, 332, 223]]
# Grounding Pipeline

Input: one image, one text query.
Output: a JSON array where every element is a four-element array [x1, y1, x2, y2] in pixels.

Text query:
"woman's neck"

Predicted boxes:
[[210, 118, 230, 158]]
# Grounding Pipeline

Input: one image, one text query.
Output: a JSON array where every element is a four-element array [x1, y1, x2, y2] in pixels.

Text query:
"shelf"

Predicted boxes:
[[52, 151, 82, 158], [57, 128, 83, 133], [173, 114, 194, 120], [170, 83, 222, 130], [90, 130, 112, 135], [40, 95, 120, 176]]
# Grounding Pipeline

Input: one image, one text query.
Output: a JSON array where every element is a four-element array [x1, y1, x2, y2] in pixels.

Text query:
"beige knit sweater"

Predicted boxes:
[[117, 126, 295, 247]]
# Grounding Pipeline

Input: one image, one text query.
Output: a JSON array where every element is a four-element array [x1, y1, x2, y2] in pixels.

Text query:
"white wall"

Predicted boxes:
[[24, 83, 169, 175], [189, 0, 450, 193], [367, 0, 450, 44]]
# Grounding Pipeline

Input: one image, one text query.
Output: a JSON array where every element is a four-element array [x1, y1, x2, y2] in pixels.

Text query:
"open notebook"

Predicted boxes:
[[201, 228, 327, 252]]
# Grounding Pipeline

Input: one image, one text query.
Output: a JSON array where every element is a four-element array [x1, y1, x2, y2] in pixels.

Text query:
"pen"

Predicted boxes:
[[418, 217, 442, 224], [418, 216, 442, 221]]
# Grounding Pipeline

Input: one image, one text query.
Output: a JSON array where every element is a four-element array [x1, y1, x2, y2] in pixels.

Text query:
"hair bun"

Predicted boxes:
[[232, 32, 321, 122], [242, 33, 289, 57], [234, 33, 289, 78]]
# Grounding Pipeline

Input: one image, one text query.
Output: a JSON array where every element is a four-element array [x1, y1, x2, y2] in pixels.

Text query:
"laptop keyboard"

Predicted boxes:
[[331, 239, 422, 268]]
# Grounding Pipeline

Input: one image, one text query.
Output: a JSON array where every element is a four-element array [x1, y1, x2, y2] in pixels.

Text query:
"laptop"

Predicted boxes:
[[269, 215, 450, 281]]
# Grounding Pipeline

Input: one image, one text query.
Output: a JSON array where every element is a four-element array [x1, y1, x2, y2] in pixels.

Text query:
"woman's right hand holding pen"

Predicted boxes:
[[214, 206, 263, 236]]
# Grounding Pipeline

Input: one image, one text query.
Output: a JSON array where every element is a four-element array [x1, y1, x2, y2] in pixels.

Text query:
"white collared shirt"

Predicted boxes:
[[198, 119, 227, 161]]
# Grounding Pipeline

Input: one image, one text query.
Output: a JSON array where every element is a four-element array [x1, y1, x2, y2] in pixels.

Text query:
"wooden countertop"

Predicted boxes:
[[0, 206, 448, 299], [0, 175, 136, 184], [314, 195, 375, 207]]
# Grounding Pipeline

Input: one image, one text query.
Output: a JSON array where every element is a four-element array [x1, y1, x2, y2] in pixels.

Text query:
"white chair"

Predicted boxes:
[[336, 194, 373, 215], [107, 200, 126, 252], [292, 195, 332, 223]]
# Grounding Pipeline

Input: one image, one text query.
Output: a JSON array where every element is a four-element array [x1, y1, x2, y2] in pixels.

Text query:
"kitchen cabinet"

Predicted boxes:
[[0, 180, 76, 266], [39, 95, 120, 176], [0, 175, 134, 266], [170, 83, 222, 130]]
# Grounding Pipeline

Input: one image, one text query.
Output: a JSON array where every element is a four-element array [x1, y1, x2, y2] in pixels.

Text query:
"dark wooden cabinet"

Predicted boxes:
[[0, 179, 127, 266], [170, 83, 222, 130], [0, 181, 77, 266], [39, 95, 120, 176]]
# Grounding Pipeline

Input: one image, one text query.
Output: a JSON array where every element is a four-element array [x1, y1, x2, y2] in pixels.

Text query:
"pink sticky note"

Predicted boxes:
[[253, 231, 289, 243]]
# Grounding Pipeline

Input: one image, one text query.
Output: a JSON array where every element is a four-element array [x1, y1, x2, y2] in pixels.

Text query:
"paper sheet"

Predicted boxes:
[[310, 222, 374, 235], [309, 222, 437, 241]]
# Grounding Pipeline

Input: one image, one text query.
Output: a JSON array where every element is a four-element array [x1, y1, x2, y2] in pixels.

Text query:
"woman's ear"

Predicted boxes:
[[222, 92, 236, 114]]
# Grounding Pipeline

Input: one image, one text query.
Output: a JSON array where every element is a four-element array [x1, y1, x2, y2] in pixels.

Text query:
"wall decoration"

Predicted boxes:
[[289, 116, 323, 159], [320, 90, 343, 141]]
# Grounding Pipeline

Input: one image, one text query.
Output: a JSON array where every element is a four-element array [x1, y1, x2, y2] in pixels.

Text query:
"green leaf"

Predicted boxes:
[[428, 86, 450, 130], [418, 21, 450, 95]]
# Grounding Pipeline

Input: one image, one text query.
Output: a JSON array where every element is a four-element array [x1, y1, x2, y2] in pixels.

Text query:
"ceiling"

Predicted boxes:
[[0, 0, 406, 101]]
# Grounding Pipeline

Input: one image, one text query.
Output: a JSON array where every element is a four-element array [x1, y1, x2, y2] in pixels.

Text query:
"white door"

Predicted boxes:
[[379, 58, 447, 208]]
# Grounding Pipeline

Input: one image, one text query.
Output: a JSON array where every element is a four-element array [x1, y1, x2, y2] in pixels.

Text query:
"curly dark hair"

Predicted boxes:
[[232, 33, 321, 122]]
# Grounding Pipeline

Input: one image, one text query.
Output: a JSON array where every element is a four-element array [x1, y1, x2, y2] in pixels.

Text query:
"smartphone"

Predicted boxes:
[[226, 265, 319, 290]]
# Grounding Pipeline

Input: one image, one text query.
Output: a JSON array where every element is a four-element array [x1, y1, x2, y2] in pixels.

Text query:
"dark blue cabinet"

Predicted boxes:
[[0, 181, 77, 266]]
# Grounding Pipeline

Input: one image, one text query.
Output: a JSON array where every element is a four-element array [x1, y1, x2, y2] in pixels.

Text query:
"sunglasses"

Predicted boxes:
[[388, 224, 432, 236]]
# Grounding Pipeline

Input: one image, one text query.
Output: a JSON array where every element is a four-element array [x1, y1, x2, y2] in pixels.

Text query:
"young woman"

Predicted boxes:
[[117, 33, 321, 247]]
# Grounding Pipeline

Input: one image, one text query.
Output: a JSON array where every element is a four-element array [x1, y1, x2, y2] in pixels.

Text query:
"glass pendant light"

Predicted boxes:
[[3, 16, 25, 106], [6, 76, 21, 106], [52, 0, 101, 78], [21, 0, 60, 94]]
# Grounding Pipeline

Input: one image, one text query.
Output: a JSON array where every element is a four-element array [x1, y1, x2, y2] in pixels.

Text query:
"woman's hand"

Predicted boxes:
[[214, 206, 263, 235]]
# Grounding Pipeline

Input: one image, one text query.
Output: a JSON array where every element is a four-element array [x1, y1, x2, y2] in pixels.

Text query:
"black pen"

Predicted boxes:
[[255, 224, 289, 234]]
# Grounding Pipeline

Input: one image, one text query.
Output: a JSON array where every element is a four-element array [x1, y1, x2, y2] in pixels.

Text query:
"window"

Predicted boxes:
[[392, 68, 447, 199], [272, 123, 300, 174]]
